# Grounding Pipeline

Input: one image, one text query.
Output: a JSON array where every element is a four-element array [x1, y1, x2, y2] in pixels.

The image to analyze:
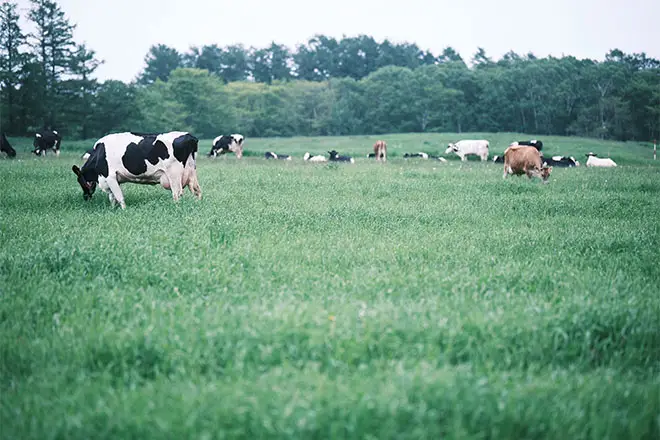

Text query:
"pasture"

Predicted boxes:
[[1, 133, 659, 439]]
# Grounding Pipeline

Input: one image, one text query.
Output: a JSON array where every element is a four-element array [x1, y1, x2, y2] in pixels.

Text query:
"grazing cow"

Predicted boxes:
[[373, 140, 387, 162], [510, 139, 543, 151], [585, 152, 617, 167], [503, 145, 552, 183], [445, 139, 489, 161], [542, 155, 580, 167], [264, 151, 292, 160], [32, 129, 61, 156], [0, 133, 16, 158], [208, 134, 244, 158], [71, 131, 201, 209], [303, 152, 327, 162], [404, 152, 429, 159], [328, 150, 354, 163]]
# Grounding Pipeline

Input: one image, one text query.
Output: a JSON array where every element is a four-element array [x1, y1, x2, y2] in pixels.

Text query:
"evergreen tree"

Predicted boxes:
[[0, 2, 27, 133]]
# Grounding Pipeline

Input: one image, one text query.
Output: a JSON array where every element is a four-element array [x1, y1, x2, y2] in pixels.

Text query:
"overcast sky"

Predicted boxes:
[[15, 0, 660, 82]]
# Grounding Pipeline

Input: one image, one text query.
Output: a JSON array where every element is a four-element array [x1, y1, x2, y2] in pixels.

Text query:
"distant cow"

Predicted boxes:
[[208, 134, 244, 159], [373, 140, 387, 162], [72, 131, 201, 209], [503, 145, 552, 183], [33, 129, 61, 156], [404, 152, 429, 159], [542, 155, 579, 167], [510, 139, 543, 151], [492, 155, 505, 163], [585, 152, 617, 167], [264, 151, 292, 160], [328, 150, 354, 163], [303, 152, 327, 162], [0, 133, 16, 158], [445, 140, 489, 161]]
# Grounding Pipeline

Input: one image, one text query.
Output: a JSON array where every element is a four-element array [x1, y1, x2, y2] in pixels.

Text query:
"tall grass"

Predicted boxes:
[[1, 133, 659, 439]]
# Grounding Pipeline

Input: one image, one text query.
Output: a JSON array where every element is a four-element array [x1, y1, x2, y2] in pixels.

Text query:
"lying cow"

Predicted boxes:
[[492, 155, 505, 163], [585, 152, 617, 167], [264, 151, 292, 160], [542, 155, 579, 167], [445, 139, 489, 161], [404, 152, 429, 159], [328, 150, 354, 163], [208, 134, 244, 158], [510, 139, 543, 151], [72, 131, 201, 209], [0, 133, 16, 158], [373, 140, 387, 162], [33, 129, 61, 156], [303, 152, 327, 162], [503, 145, 552, 183]]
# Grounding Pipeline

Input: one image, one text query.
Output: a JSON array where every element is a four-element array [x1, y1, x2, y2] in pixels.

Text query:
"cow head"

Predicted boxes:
[[328, 150, 339, 160], [72, 165, 97, 200], [540, 164, 552, 183], [445, 143, 458, 154]]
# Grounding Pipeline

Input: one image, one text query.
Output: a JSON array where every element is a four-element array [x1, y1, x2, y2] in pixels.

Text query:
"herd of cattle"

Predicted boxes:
[[0, 130, 619, 208]]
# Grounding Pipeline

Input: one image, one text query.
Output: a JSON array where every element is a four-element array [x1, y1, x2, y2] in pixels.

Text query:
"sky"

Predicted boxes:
[[14, 0, 660, 82]]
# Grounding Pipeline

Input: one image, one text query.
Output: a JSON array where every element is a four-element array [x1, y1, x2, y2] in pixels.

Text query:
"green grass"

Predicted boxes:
[[1, 133, 659, 439]]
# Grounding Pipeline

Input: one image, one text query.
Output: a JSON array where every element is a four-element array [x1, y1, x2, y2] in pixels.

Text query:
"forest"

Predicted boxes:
[[1, 0, 659, 141]]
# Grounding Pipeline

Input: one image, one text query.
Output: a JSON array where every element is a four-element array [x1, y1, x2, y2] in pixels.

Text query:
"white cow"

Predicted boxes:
[[72, 131, 201, 209], [445, 140, 489, 161], [585, 153, 617, 167], [303, 152, 327, 162]]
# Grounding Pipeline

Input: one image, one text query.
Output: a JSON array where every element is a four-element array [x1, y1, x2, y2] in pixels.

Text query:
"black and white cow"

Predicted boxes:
[[72, 131, 201, 209], [492, 155, 505, 163], [1, 133, 16, 158], [510, 140, 543, 151], [542, 155, 580, 167], [404, 152, 429, 159], [328, 150, 354, 163], [264, 151, 292, 160], [32, 129, 62, 156], [208, 134, 244, 158]]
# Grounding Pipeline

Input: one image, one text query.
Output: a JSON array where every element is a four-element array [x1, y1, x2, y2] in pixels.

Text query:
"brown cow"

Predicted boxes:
[[503, 145, 552, 183], [373, 140, 387, 162]]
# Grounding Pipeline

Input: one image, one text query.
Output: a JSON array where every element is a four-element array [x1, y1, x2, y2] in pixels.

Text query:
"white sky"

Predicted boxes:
[[14, 0, 660, 82]]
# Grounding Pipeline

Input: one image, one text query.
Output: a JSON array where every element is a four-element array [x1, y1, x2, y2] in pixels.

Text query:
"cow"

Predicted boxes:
[[0, 133, 16, 158], [492, 155, 505, 163], [328, 150, 354, 163], [208, 134, 244, 158], [303, 152, 327, 162], [585, 152, 617, 167], [33, 129, 61, 156], [71, 131, 201, 209], [373, 140, 387, 162], [404, 152, 429, 159], [503, 145, 552, 183], [542, 155, 579, 167], [510, 139, 543, 151], [264, 151, 292, 160], [445, 140, 489, 161]]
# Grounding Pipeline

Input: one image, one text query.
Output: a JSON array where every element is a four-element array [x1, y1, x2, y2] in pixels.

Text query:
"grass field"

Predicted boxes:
[[1, 133, 659, 439]]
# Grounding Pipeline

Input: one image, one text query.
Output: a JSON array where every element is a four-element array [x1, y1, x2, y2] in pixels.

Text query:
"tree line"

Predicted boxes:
[[1, 0, 659, 142]]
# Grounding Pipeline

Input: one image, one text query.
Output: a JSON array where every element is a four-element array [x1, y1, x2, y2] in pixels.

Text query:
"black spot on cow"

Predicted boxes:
[[121, 137, 170, 175], [173, 133, 198, 164]]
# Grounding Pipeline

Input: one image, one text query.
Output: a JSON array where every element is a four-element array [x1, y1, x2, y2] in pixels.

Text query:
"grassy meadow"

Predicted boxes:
[[1, 133, 659, 439]]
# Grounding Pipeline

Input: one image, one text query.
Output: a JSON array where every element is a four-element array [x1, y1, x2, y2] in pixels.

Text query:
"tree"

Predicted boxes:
[[61, 43, 102, 138], [27, 0, 76, 128], [219, 44, 249, 83], [138, 44, 182, 84], [0, 1, 27, 133], [250, 42, 292, 84]]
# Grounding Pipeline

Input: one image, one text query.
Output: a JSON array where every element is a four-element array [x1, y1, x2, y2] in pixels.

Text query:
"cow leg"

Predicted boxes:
[[188, 172, 202, 199], [461, 155, 467, 162], [108, 192, 117, 207], [166, 170, 184, 202], [105, 177, 126, 209]]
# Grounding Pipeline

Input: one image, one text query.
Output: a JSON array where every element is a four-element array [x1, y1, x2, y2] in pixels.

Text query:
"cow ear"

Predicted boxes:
[[72, 165, 81, 176]]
